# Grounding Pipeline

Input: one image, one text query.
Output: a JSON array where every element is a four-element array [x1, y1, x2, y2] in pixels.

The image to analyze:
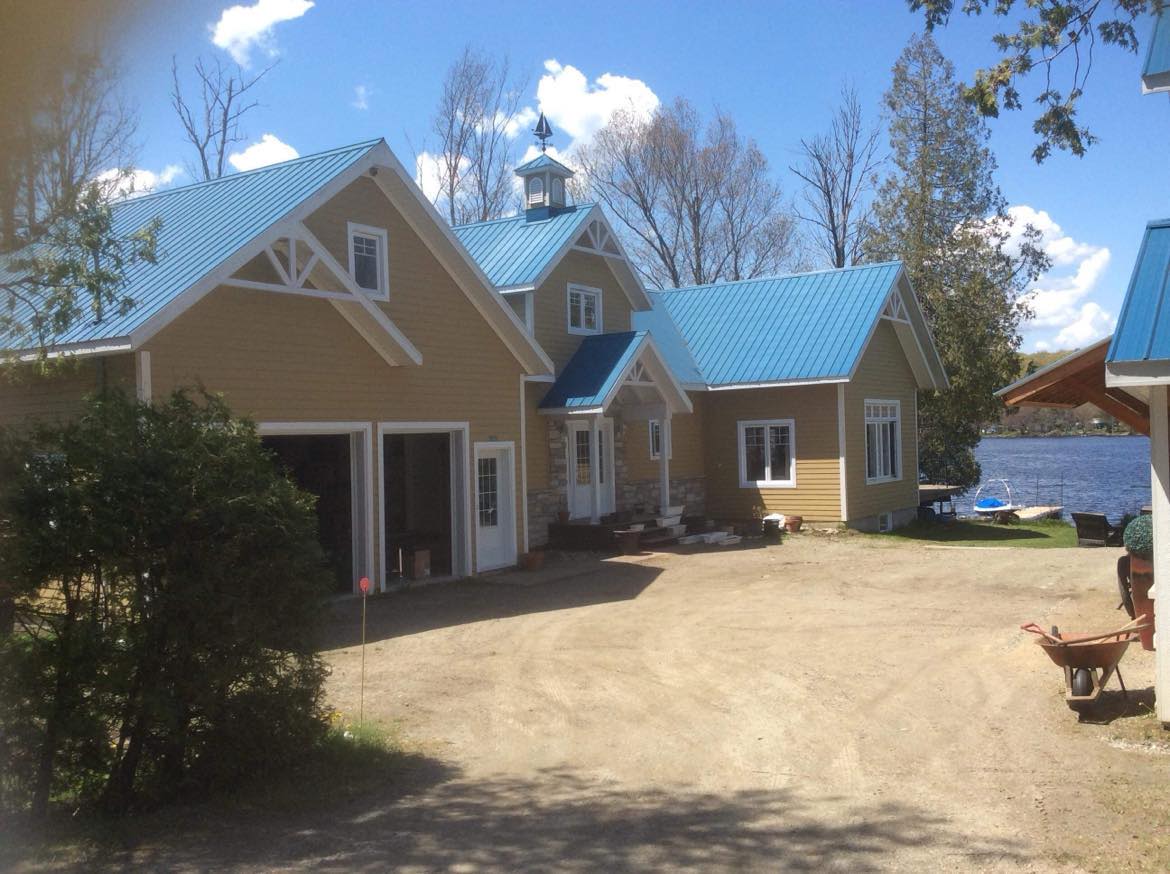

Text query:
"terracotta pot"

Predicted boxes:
[[616, 530, 642, 555], [520, 551, 545, 572], [556, 510, 570, 524], [1129, 553, 1155, 651], [784, 516, 804, 533]]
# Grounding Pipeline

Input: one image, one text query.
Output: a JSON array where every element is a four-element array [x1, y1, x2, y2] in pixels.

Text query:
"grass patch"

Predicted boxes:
[[872, 518, 1079, 548]]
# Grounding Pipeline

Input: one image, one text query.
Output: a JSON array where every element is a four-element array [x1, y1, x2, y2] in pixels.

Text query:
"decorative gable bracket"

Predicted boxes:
[[573, 219, 622, 258], [880, 290, 910, 323]]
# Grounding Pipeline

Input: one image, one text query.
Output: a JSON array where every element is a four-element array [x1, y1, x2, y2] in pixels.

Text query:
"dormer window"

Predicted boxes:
[[527, 177, 544, 207], [347, 222, 388, 300], [567, 283, 601, 335]]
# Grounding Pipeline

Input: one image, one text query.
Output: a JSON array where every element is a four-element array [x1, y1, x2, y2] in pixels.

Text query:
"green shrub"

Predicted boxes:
[[1124, 514, 1154, 561], [0, 389, 332, 816]]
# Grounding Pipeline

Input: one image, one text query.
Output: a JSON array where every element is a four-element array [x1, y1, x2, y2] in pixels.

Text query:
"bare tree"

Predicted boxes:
[[427, 46, 529, 225], [170, 56, 271, 182], [576, 98, 800, 289], [0, 52, 136, 250], [790, 87, 883, 269]]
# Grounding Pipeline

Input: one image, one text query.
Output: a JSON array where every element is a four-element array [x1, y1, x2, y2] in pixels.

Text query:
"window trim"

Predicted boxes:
[[737, 418, 796, 488], [347, 221, 389, 301], [648, 418, 672, 461], [864, 399, 902, 485], [567, 283, 603, 335]]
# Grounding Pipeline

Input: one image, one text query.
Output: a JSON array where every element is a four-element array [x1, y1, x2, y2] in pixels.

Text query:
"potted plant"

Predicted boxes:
[[520, 550, 546, 572], [1123, 514, 1156, 650], [556, 503, 570, 524]]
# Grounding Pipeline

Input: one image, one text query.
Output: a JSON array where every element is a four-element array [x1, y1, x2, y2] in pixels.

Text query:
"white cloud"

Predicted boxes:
[[414, 150, 469, 204], [1007, 205, 1115, 352], [95, 164, 184, 199], [228, 133, 298, 171], [352, 84, 370, 111], [504, 106, 539, 139], [210, 0, 313, 66], [531, 60, 659, 151]]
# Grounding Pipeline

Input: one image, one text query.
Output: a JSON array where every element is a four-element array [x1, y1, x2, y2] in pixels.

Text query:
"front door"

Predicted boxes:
[[474, 443, 517, 572], [566, 419, 616, 520]]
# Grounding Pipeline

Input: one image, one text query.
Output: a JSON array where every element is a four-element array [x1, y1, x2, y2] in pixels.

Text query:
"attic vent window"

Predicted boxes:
[[347, 222, 388, 300], [528, 177, 544, 206]]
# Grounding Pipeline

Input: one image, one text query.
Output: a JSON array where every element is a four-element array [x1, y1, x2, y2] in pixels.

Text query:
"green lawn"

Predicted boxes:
[[873, 518, 1080, 549]]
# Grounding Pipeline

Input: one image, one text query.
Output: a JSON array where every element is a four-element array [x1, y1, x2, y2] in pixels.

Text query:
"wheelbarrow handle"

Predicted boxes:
[[1020, 622, 1064, 644]]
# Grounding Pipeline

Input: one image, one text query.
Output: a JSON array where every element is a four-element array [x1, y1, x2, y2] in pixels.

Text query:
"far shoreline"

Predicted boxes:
[[981, 432, 1146, 439]]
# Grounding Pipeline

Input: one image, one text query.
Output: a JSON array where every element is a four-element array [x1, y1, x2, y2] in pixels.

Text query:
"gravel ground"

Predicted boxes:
[[10, 533, 1170, 871]]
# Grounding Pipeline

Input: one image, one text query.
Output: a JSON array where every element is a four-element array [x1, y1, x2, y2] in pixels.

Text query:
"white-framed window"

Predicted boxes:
[[528, 176, 544, 206], [864, 400, 901, 484], [649, 419, 672, 460], [737, 419, 795, 488], [567, 283, 602, 335], [347, 222, 388, 300]]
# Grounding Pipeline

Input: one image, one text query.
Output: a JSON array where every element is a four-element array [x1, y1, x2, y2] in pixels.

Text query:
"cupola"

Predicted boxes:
[[514, 112, 574, 221]]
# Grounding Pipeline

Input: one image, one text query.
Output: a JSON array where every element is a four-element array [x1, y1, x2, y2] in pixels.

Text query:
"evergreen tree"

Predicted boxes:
[[868, 32, 1048, 489]]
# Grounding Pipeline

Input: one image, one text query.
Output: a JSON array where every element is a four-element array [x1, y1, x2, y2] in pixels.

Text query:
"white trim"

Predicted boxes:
[[837, 383, 848, 522], [473, 440, 519, 571], [863, 398, 903, 485], [1106, 360, 1170, 387], [258, 421, 375, 596], [377, 421, 472, 585], [8, 339, 133, 363], [346, 221, 390, 301], [519, 376, 529, 554], [135, 350, 152, 403], [567, 283, 603, 335], [1149, 385, 1170, 721], [523, 373, 555, 384], [218, 278, 353, 300], [846, 270, 947, 392], [737, 418, 796, 489], [706, 377, 849, 391]]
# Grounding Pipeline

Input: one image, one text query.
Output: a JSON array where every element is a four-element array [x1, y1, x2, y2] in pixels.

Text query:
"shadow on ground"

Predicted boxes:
[[17, 762, 1028, 872], [1076, 685, 1157, 724], [322, 555, 663, 649]]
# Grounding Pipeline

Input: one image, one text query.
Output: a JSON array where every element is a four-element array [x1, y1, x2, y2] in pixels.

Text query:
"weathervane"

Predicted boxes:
[[533, 112, 553, 153]]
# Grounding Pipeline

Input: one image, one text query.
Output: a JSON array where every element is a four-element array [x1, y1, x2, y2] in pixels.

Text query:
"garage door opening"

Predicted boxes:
[[262, 430, 369, 594], [383, 433, 455, 581]]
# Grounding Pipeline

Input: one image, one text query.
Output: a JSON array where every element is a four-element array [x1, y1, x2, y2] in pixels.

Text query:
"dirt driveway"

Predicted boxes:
[[29, 535, 1170, 871]]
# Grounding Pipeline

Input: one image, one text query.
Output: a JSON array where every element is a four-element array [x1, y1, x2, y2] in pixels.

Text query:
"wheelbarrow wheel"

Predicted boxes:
[[1071, 668, 1094, 698]]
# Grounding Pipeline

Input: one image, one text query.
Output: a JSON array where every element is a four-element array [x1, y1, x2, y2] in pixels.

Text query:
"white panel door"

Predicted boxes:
[[474, 443, 516, 572], [566, 419, 615, 520]]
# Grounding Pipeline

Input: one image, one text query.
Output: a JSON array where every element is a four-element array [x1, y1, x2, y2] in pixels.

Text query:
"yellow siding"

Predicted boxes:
[[531, 249, 634, 369], [702, 385, 842, 522], [623, 393, 706, 481], [139, 175, 529, 576], [525, 381, 550, 490], [0, 355, 136, 429], [844, 320, 920, 522]]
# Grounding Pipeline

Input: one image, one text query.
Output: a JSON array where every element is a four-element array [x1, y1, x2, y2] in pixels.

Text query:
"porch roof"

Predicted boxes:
[[539, 330, 692, 417], [995, 336, 1153, 434]]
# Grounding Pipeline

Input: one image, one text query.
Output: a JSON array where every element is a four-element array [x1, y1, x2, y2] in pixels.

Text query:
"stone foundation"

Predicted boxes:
[[619, 476, 707, 517]]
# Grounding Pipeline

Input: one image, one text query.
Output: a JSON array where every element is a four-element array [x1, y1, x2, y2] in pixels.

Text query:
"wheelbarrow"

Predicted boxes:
[[1021, 615, 1150, 714]]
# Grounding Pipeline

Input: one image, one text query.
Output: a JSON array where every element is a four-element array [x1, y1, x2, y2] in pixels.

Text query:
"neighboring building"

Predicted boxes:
[[0, 136, 947, 594]]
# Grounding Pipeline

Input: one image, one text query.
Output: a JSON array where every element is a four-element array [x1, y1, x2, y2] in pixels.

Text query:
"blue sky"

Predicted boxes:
[[115, 0, 1170, 352]]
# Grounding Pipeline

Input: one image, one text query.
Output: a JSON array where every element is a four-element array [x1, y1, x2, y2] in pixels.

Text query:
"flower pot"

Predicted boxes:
[[784, 516, 803, 533], [616, 529, 642, 555], [520, 551, 545, 572], [1129, 553, 1155, 651], [556, 510, 570, 524]]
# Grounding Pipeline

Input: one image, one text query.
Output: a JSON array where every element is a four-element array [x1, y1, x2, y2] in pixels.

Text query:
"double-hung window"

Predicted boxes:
[[737, 419, 795, 488], [864, 400, 901, 483], [347, 222, 389, 300], [567, 284, 601, 334]]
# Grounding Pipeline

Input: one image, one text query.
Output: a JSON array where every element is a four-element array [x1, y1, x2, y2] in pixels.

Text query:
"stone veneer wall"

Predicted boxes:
[[527, 417, 707, 548]]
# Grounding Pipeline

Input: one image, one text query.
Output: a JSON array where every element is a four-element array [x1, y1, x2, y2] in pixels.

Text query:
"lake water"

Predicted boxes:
[[953, 435, 1152, 522]]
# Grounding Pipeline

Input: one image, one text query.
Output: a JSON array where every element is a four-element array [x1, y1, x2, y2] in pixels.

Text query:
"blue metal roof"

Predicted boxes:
[[645, 262, 904, 386], [0, 139, 380, 351], [452, 205, 593, 289], [629, 303, 704, 386], [540, 331, 646, 410], [1107, 219, 1170, 364], [513, 153, 574, 175], [1144, 13, 1170, 92]]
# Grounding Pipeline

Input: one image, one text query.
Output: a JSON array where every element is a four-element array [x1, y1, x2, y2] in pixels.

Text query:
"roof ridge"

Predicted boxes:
[[452, 202, 596, 230], [650, 260, 903, 295], [115, 138, 383, 206]]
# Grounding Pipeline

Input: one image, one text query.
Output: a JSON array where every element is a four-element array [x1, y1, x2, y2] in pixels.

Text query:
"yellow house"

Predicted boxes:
[[1, 138, 947, 593]]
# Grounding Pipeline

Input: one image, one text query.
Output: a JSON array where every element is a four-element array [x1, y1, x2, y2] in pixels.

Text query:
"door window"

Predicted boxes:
[[477, 456, 499, 527]]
